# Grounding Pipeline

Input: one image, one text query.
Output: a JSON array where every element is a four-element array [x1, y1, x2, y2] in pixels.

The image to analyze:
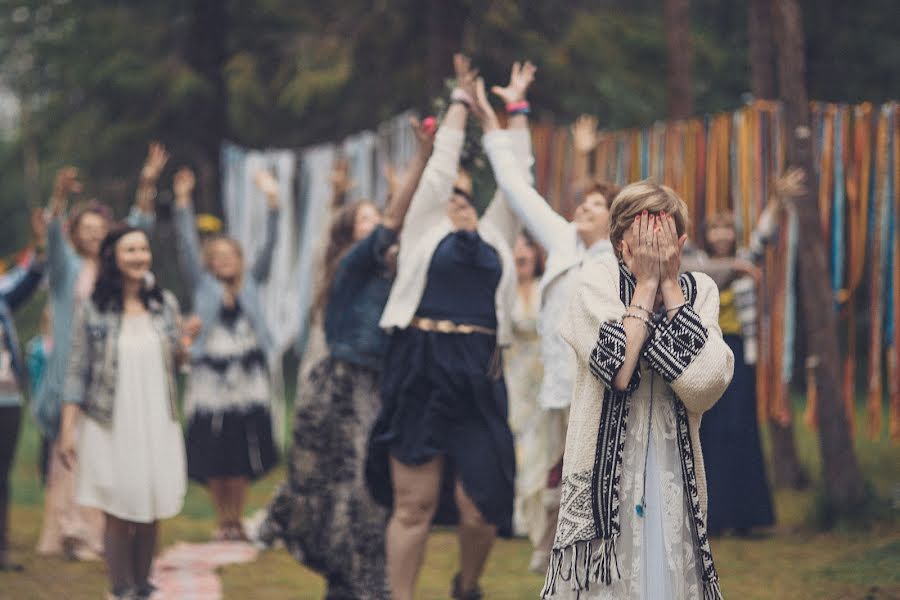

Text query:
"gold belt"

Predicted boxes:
[[410, 317, 496, 336]]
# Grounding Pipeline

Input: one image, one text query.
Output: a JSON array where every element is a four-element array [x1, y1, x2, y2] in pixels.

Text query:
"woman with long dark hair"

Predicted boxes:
[[172, 167, 281, 541], [58, 226, 186, 600], [365, 56, 533, 600], [259, 117, 434, 600], [36, 144, 168, 560]]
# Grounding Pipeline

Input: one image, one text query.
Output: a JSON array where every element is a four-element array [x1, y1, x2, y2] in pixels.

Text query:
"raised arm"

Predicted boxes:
[[46, 167, 81, 298], [382, 117, 435, 232], [128, 142, 169, 230], [397, 54, 472, 249], [568, 115, 599, 206], [250, 170, 281, 283], [172, 167, 206, 292], [479, 61, 537, 248], [642, 214, 733, 413], [745, 167, 807, 263], [1, 212, 47, 310], [477, 71, 570, 252]]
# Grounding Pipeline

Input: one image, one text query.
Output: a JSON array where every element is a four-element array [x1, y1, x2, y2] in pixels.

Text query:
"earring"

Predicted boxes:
[[143, 271, 156, 290]]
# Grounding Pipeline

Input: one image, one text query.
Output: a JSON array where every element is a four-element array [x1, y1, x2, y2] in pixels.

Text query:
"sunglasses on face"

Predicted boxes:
[[452, 186, 473, 204]]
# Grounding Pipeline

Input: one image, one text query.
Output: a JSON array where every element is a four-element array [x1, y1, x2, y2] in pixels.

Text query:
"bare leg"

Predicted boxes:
[[455, 481, 497, 595], [104, 514, 135, 595], [385, 456, 443, 600], [132, 521, 157, 594], [207, 478, 227, 536]]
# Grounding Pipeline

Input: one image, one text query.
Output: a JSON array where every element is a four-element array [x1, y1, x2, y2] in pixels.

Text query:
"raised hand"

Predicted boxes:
[[141, 142, 170, 185], [253, 169, 280, 209], [173, 167, 196, 207], [490, 60, 537, 105], [453, 53, 479, 107], [49, 166, 83, 216], [774, 167, 807, 201], [622, 211, 661, 288], [572, 115, 599, 155]]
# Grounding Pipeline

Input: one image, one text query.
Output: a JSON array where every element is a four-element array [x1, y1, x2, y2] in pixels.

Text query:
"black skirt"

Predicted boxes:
[[700, 334, 775, 532], [186, 405, 278, 484], [365, 327, 516, 537]]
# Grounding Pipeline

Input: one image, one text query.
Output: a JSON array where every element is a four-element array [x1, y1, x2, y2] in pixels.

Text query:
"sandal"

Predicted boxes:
[[451, 573, 484, 600]]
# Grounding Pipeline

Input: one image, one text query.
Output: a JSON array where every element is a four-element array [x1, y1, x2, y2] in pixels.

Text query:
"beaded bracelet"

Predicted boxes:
[[628, 303, 652, 316], [623, 313, 653, 331]]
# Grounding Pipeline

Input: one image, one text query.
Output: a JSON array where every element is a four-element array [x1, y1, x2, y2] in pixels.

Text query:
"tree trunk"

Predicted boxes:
[[768, 420, 808, 488], [772, 0, 867, 514], [748, 0, 776, 99], [664, 0, 695, 119], [186, 0, 228, 214]]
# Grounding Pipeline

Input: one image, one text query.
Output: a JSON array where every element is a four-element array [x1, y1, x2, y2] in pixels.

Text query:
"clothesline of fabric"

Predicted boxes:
[[527, 99, 897, 442]]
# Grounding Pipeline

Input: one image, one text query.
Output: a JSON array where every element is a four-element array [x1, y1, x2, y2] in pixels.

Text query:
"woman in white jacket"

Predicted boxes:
[[366, 56, 533, 600], [483, 110, 619, 571]]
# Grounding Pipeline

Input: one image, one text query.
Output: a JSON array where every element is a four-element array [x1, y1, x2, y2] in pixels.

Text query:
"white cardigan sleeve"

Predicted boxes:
[[397, 126, 465, 254], [483, 129, 571, 254], [480, 128, 533, 250], [642, 272, 734, 414], [559, 256, 641, 392]]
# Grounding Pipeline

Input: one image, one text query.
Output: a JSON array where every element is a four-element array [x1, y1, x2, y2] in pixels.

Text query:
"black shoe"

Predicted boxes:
[[451, 573, 483, 600], [134, 582, 157, 599]]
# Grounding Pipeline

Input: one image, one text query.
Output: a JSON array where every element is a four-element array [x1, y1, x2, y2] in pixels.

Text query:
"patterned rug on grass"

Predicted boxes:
[[151, 541, 259, 599]]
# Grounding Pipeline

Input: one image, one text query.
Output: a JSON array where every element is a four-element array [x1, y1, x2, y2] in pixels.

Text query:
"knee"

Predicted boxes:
[[454, 487, 491, 530], [392, 493, 437, 529]]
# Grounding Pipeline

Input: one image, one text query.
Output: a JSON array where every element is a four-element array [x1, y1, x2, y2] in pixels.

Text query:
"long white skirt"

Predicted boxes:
[[76, 314, 186, 523]]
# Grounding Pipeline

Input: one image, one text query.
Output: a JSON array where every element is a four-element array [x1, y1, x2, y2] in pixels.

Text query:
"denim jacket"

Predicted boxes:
[[34, 209, 154, 437], [174, 204, 278, 362], [63, 290, 181, 425], [0, 252, 46, 395], [323, 225, 397, 370]]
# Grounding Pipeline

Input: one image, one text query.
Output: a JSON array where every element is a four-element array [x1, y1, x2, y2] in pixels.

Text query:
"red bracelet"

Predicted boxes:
[[506, 100, 530, 114]]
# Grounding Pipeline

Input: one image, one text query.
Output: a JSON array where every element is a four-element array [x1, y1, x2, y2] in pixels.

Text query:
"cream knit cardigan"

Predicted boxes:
[[544, 252, 734, 598]]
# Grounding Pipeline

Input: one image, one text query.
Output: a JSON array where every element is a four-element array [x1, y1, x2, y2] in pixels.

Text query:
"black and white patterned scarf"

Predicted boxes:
[[542, 262, 723, 600]]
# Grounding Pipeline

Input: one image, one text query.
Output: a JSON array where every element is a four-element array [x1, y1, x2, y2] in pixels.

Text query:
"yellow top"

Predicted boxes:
[[718, 288, 742, 335]]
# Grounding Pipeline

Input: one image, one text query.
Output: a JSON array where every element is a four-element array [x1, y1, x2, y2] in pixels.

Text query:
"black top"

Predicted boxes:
[[415, 230, 501, 329]]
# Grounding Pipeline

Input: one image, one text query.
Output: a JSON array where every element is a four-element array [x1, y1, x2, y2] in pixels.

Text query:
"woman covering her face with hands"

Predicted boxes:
[[533, 180, 734, 600]]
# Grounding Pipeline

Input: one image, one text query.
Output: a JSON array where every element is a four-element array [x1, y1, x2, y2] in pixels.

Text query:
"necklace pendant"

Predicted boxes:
[[635, 503, 645, 518]]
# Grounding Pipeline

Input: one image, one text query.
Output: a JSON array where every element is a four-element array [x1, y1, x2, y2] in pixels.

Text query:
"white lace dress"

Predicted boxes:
[[550, 363, 704, 600]]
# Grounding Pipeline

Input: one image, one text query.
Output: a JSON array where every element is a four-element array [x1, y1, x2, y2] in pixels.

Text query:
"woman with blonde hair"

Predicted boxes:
[[173, 166, 281, 541]]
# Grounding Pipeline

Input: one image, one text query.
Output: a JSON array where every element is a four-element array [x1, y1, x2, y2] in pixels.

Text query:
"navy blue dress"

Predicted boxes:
[[366, 230, 516, 536], [700, 334, 775, 533]]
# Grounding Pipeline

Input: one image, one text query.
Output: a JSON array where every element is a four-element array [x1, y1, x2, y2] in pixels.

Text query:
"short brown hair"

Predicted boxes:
[[585, 180, 621, 207], [608, 180, 690, 259]]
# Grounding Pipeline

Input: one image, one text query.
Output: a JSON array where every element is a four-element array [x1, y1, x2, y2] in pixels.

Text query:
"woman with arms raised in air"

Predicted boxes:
[[365, 55, 532, 600], [258, 117, 434, 600], [36, 144, 168, 561], [58, 225, 186, 600], [172, 166, 281, 541], [481, 85, 621, 572]]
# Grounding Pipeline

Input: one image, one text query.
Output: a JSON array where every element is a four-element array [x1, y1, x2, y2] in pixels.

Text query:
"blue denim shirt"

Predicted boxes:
[[323, 225, 397, 370], [0, 254, 46, 401], [174, 204, 278, 362]]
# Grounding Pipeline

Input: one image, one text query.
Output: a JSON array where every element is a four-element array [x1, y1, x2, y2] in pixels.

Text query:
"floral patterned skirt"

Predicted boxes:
[[259, 357, 388, 600]]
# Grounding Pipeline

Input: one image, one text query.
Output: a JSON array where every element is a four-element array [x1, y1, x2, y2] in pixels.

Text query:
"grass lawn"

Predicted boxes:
[[4, 399, 899, 599]]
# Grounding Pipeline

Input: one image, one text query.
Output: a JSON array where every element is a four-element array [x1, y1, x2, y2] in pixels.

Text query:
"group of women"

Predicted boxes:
[[0, 51, 803, 600]]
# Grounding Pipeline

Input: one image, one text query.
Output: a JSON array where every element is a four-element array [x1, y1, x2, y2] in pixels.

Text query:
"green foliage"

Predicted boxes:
[[0, 0, 898, 256]]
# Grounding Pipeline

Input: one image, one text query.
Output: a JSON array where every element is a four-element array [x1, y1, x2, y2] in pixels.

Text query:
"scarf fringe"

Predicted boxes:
[[703, 578, 725, 600], [540, 538, 620, 598]]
